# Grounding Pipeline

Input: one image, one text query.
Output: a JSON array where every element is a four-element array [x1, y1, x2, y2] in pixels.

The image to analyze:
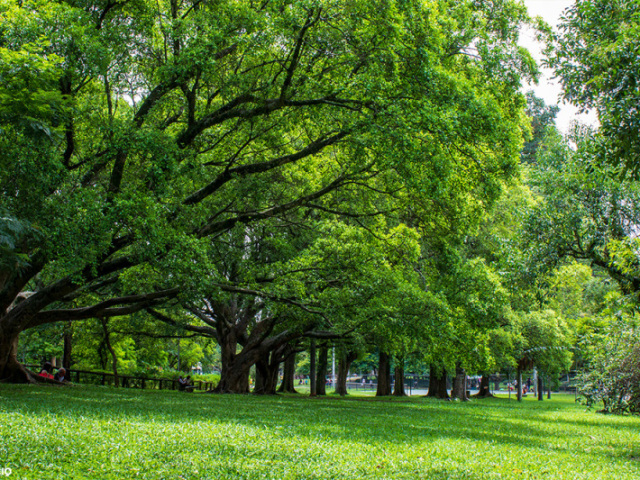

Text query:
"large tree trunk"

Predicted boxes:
[[176, 339, 181, 372], [206, 296, 314, 394], [316, 346, 328, 396], [517, 366, 523, 402], [216, 360, 251, 393], [335, 349, 357, 396], [0, 325, 34, 383], [427, 364, 437, 397], [309, 339, 317, 397], [214, 334, 251, 393], [493, 373, 501, 392], [278, 349, 297, 393], [436, 372, 450, 399], [451, 362, 468, 401], [538, 375, 543, 401], [427, 365, 450, 399], [62, 321, 72, 371], [376, 351, 392, 397], [472, 374, 493, 398], [254, 360, 267, 393], [101, 318, 119, 387], [254, 354, 280, 395], [393, 358, 406, 396]]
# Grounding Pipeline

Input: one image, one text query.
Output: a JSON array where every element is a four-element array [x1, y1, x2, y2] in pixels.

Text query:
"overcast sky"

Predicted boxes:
[[520, 0, 598, 133]]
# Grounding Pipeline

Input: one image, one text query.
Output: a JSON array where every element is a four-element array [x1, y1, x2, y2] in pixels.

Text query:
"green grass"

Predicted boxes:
[[1, 385, 639, 479]]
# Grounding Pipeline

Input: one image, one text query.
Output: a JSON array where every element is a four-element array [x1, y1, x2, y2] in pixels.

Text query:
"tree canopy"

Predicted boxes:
[[552, 0, 640, 176], [0, 0, 538, 384]]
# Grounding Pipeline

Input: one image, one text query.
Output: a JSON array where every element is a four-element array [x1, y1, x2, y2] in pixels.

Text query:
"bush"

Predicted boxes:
[[578, 319, 640, 415], [196, 373, 220, 386]]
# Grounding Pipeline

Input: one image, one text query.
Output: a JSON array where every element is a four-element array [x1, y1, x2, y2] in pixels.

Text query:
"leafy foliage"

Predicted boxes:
[[0, 0, 536, 387], [520, 91, 559, 164], [521, 127, 640, 296], [552, 0, 640, 176], [579, 300, 640, 415]]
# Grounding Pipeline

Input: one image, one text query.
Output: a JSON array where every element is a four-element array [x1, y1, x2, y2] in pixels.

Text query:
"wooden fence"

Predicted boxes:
[[28, 365, 215, 391]]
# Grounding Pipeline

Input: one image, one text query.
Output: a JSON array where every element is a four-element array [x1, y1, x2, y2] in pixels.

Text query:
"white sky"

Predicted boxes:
[[520, 0, 598, 133]]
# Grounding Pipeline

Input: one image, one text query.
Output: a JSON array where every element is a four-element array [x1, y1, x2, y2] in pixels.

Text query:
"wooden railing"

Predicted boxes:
[[27, 365, 216, 391]]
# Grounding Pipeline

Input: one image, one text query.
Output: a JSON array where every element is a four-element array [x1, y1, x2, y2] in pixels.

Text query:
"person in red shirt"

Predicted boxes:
[[38, 362, 54, 380]]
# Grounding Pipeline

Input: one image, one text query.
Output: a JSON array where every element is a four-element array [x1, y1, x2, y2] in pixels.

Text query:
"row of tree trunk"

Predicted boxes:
[[215, 342, 403, 397], [34, 322, 538, 402], [253, 349, 545, 401]]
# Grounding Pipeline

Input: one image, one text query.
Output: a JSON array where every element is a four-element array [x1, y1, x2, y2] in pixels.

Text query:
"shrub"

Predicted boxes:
[[578, 318, 640, 415]]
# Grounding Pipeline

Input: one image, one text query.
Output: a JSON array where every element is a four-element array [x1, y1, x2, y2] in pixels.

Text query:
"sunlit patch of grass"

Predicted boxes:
[[1, 385, 639, 479]]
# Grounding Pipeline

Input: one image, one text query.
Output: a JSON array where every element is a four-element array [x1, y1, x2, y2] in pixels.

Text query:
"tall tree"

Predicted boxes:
[[551, 0, 640, 176], [335, 346, 357, 396], [316, 345, 329, 396], [521, 128, 640, 297], [278, 344, 300, 394], [520, 91, 560, 164], [309, 339, 317, 396], [0, 0, 536, 383]]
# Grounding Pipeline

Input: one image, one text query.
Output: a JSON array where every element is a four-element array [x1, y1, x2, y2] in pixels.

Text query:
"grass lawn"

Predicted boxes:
[[1, 385, 639, 479]]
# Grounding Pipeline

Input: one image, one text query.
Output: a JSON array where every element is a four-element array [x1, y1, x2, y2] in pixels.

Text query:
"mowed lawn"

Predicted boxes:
[[1, 385, 639, 479]]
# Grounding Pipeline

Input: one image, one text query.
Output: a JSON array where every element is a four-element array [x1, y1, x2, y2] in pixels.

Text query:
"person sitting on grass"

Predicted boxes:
[[38, 362, 54, 380], [54, 368, 67, 382]]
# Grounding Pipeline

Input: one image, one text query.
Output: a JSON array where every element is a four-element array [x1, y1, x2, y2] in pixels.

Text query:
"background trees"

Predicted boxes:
[[1, 0, 536, 383], [0, 0, 635, 414], [552, 0, 640, 176], [578, 297, 640, 414], [508, 0, 640, 407], [520, 127, 640, 297]]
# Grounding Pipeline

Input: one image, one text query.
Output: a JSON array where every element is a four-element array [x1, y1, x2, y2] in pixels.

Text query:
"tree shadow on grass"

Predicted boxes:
[[2, 385, 639, 479]]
